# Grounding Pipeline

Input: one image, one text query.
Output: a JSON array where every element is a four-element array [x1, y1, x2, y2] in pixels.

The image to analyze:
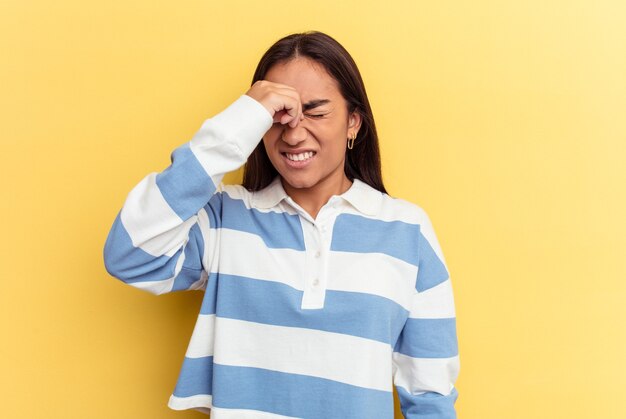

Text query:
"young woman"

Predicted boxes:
[[104, 31, 459, 419]]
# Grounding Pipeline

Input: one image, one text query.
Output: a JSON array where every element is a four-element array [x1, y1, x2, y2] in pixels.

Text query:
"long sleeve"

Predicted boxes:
[[392, 211, 460, 418], [103, 95, 273, 294]]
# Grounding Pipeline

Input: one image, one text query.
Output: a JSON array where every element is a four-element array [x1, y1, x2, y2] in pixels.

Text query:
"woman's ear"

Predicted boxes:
[[348, 111, 362, 134]]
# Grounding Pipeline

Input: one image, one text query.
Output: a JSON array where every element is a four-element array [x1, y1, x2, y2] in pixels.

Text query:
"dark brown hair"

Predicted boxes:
[[242, 31, 386, 194]]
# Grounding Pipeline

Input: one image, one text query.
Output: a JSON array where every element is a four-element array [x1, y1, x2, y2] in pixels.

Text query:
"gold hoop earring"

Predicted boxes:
[[347, 132, 356, 150]]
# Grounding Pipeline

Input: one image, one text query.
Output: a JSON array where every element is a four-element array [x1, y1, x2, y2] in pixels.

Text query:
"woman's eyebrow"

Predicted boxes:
[[302, 99, 331, 112]]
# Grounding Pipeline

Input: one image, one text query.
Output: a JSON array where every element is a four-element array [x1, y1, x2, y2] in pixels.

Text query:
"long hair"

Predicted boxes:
[[242, 31, 386, 194]]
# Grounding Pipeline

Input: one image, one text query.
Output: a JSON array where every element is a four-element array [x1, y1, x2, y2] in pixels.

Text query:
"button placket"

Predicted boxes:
[[299, 204, 339, 309], [300, 219, 324, 309]]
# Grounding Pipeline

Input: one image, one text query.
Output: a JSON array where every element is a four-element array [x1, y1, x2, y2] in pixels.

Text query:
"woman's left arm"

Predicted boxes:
[[393, 211, 460, 418]]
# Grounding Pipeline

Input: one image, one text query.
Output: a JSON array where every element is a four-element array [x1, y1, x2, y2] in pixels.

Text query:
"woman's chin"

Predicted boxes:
[[280, 176, 318, 191]]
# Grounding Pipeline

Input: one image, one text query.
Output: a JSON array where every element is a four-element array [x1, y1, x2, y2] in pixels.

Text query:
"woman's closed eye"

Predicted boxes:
[[304, 113, 328, 119]]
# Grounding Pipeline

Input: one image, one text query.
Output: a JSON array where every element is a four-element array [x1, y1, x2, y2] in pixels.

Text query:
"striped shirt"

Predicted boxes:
[[104, 95, 460, 419]]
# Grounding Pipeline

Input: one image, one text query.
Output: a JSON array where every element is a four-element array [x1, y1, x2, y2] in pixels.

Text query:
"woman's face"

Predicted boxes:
[[262, 58, 361, 195]]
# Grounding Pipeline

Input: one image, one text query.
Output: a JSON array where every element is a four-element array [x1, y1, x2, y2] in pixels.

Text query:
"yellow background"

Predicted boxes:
[[1, 1, 625, 418]]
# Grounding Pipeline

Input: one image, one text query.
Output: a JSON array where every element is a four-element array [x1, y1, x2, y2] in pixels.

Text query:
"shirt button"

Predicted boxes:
[[314, 251, 321, 258], [312, 278, 320, 286]]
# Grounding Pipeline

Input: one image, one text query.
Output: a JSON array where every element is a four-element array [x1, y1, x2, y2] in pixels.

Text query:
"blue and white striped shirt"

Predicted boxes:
[[104, 95, 459, 419]]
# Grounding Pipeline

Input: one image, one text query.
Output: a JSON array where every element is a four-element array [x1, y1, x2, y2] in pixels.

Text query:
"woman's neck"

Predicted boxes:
[[281, 175, 352, 220]]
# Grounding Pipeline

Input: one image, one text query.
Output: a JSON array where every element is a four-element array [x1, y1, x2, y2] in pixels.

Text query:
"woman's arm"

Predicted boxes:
[[103, 95, 273, 294], [393, 211, 460, 418]]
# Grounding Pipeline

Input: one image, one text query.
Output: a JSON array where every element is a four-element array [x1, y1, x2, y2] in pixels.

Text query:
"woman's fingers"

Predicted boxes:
[[246, 81, 302, 127]]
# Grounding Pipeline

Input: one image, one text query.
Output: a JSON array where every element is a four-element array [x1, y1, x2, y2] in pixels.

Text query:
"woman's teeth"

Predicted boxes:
[[285, 151, 315, 161]]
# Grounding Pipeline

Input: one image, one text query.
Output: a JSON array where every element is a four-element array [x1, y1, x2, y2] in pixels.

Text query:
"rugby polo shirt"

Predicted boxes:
[[104, 95, 459, 418]]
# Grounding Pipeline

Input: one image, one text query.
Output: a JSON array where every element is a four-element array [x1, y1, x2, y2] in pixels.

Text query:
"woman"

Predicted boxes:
[[104, 31, 459, 419]]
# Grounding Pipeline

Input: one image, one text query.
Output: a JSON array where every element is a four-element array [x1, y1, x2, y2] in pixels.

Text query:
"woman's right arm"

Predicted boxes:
[[103, 94, 276, 295]]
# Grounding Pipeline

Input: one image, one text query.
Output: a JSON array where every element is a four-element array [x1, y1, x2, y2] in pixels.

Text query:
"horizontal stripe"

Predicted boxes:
[[168, 393, 212, 412], [410, 280, 456, 319], [172, 355, 214, 398], [156, 143, 217, 220], [416, 231, 449, 292], [185, 314, 216, 358], [395, 386, 458, 419], [212, 364, 393, 419], [331, 214, 420, 266], [329, 251, 417, 310], [120, 173, 196, 257], [210, 406, 302, 419], [215, 274, 407, 345], [221, 193, 305, 250], [393, 352, 460, 396], [214, 317, 393, 392], [218, 229, 306, 290], [394, 318, 458, 358]]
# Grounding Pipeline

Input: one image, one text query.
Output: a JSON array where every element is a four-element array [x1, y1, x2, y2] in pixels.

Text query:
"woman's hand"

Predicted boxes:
[[246, 81, 303, 128]]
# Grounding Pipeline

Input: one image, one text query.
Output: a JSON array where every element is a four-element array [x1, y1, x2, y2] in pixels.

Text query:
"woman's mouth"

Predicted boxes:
[[284, 151, 315, 161], [281, 151, 317, 167]]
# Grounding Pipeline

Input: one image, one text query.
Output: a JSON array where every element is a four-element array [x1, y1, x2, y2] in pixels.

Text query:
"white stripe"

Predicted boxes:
[[219, 229, 305, 290], [211, 407, 302, 419], [392, 352, 460, 396], [329, 251, 417, 311], [409, 279, 456, 319], [185, 314, 216, 358], [168, 393, 212, 411], [121, 173, 197, 257], [214, 317, 393, 392]]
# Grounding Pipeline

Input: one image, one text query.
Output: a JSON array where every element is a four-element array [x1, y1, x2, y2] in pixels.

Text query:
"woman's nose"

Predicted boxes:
[[281, 124, 307, 146]]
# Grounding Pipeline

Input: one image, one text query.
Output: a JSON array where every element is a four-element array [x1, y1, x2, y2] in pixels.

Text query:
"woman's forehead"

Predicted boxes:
[[265, 58, 341, 101]]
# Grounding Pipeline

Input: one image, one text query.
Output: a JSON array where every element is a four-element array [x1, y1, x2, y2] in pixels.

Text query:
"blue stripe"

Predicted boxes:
[[172, 356, 214, 398], [331, 214, 420, 266], [214, 274, 408, 345], [200, 273, 218, 315], [394, 318, 458, 358], [103, 213, 182, 283], [156, 143, 216, 220], [416, 232, 449, 292], [212, 364, 393, 419], [396, 386, 458, 419], [221, 194, 305, 250]]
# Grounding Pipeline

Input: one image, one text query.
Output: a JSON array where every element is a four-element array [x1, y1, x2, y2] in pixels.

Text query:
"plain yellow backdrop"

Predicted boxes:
[[1, 1, 625, 418]]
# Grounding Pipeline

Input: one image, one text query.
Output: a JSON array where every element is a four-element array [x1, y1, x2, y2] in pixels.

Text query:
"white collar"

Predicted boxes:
[[251, 177, 384, 216]]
